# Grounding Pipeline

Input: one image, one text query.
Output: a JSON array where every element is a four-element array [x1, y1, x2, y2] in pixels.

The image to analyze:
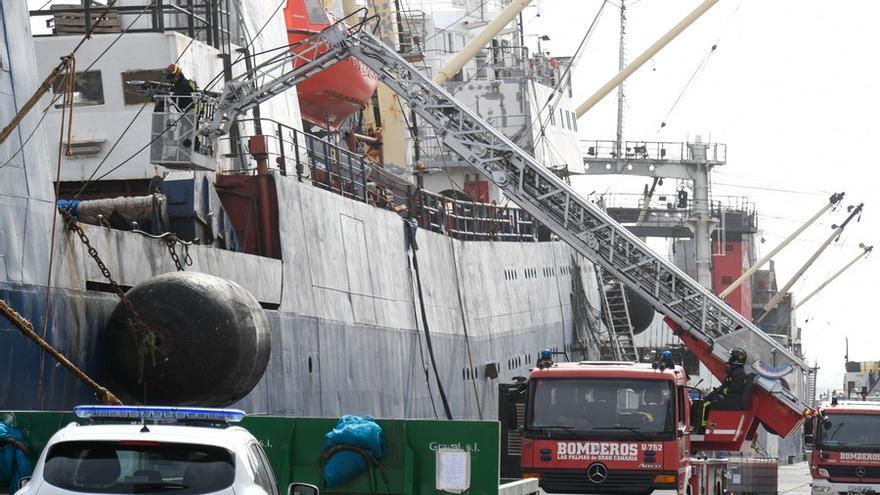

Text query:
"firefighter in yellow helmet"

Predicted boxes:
[[156, 63, 198, 112]]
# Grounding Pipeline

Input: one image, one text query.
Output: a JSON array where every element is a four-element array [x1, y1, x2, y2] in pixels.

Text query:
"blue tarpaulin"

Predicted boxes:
[[0, 423, 32, 494], [322, 416, 385, 488]]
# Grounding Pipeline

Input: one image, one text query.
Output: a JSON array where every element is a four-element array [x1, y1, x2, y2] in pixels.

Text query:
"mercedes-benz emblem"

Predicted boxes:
[[856, 467, 867, 478], [587, 463, 608, 484]]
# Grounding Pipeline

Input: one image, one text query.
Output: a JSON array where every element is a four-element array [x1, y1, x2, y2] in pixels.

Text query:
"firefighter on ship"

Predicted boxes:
[[156, 64, 199, 112]]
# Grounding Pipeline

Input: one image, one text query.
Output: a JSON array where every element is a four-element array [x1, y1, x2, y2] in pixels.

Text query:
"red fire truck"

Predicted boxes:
[[500, 335, 805, 495], [805, 400, 880, 495], [508, 361, 693, 495]]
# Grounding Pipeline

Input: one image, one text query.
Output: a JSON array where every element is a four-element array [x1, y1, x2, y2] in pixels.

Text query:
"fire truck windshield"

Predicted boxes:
[[817, 413, 880, 448], [528, 378, 674, 438]]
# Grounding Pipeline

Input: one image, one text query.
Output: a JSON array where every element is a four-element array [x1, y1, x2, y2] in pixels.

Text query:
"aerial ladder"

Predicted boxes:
[[157, 15, 810, 439], [596, 268, 639, 362]]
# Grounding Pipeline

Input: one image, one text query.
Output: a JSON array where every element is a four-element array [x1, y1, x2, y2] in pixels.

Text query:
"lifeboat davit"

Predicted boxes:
[[284, 0, 378, 129]]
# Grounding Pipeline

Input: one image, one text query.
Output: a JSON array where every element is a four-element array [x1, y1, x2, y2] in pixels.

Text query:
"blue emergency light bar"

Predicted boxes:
[[73, 405, 246, 423]]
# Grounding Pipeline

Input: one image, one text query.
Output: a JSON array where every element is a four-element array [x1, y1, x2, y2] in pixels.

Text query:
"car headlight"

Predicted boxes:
[[818, 468, 830, 478], [812, 485, 832, 493]]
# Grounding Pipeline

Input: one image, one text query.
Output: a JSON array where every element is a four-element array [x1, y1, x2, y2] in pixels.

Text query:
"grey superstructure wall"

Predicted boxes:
[[0, 171, 600, 417], [235, 176, 601, 418], [273, 172, 592, 336], [0, 1, 54, 202]]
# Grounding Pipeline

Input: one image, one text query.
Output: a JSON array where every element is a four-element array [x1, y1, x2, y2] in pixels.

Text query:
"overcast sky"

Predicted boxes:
[[522, 0, 878, 393]]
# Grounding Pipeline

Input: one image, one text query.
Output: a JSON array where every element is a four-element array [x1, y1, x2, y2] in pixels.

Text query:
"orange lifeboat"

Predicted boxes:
[[284, 0, 378, 130]]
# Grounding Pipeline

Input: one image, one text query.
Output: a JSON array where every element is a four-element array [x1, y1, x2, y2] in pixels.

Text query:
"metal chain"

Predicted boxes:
[[60, 208, 159, 380], [165, 237, 194, 271], [166, 238, 184, 271]]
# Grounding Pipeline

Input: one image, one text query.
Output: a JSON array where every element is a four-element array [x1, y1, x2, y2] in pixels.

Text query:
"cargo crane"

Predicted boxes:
[[151, 16, 811, 495]]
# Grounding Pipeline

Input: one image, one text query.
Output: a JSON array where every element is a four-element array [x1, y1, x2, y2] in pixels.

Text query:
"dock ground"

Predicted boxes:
[[778, 462, 811, 495]]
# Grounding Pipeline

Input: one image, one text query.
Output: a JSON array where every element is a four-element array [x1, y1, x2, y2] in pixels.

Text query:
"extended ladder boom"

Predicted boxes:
[[203, 21, 809, 421], [202, 22, 358, 137]]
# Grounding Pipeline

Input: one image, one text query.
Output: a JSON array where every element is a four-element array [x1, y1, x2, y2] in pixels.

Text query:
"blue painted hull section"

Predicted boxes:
[[0, 282, 569, 419]]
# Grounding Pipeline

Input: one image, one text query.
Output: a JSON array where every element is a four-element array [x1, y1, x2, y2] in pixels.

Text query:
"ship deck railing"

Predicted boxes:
[[598, 192, 757, 220], [29, 0, 239, 51], [225, 118, 543, 243], [220, 118, 370, 204], [417, 190, 537, 242], [581, 139, 728, 164]]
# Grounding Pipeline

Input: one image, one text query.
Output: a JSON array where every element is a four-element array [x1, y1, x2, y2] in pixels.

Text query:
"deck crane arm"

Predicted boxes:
[[197, 19, 810, 438]]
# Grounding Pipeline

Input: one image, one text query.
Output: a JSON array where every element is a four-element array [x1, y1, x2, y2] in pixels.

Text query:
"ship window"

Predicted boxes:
[[475, 52, 488, 79], [53, 70, 104, 107], [121, 69, 166, 105]]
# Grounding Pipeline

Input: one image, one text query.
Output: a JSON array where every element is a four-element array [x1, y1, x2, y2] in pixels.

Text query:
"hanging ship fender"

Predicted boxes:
[[103, 272, 271, 407]]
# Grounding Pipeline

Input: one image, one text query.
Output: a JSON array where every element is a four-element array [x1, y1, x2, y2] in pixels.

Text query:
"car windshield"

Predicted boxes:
[[528, 378, 675, 437], [43, 440, 235, 494], [817, 414, 880, 448]]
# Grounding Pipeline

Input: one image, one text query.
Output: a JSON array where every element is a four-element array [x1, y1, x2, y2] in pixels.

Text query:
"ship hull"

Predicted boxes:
[[1, 175, 595, 419], [0, 280, 573, 418]]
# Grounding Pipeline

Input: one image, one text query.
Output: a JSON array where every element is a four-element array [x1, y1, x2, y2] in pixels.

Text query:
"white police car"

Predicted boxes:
[[16, 406, 317, 495]]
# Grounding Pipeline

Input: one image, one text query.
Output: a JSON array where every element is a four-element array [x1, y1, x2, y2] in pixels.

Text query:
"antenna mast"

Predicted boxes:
[[615, 0, 626, 163]]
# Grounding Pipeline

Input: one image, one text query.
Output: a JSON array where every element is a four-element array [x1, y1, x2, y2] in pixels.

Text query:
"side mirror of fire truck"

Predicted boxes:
[[500, 379, 528, 430], [507, 403, 519, 428], [803, 417, 814, 446]]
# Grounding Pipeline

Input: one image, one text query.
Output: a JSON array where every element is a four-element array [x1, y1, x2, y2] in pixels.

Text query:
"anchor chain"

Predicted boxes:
[[165, 237, 193, 271], [59, 208, 159, 380]]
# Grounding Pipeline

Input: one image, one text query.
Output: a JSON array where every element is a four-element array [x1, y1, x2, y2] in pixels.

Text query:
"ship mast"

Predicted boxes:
[[615, 0, 626, 164]]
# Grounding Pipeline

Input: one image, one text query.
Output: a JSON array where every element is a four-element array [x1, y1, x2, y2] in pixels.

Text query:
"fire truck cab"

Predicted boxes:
[[806, 400, 880, 495], [500, 356, 787, 495], [511, 361, 691, 495]]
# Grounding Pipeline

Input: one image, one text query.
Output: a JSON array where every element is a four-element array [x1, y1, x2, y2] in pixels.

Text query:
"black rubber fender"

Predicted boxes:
[[104, 271, 271, 407]]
